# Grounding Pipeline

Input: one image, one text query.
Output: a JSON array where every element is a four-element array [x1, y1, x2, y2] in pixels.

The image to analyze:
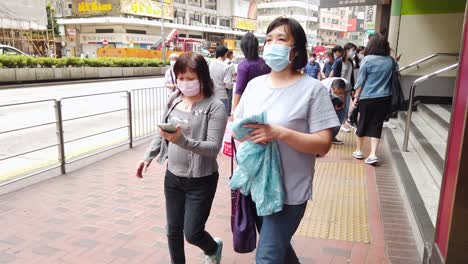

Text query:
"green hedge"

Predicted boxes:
[[0, 55, 167, 68]]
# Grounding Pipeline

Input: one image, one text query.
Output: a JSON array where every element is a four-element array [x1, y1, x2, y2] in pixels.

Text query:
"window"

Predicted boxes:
[[204, 0, 216, 10], [1, 48, 21, 55], [126, 29, 146, 35], [188, 0, 201, 7], [174, 0, 185, 3], [219, 18, 230, 27], [96, 28, 114, 33], [189, 13, 201, 24]]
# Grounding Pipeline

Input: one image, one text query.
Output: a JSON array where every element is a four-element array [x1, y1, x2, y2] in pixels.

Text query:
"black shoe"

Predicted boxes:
[[332, 138, 344, 145]]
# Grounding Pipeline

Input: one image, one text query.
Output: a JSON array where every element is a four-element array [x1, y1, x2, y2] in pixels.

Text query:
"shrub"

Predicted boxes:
[[0, 55, 166, 68]]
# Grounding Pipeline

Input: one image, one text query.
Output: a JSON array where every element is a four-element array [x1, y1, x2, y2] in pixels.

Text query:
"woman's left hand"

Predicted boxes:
[[160, 126, 182, 143], [244, 124, 281, 145]]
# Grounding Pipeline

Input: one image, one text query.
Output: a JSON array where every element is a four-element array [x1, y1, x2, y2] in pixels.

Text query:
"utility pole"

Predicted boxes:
[[51, 7, 57, 57], [160, 0, 166, 61]]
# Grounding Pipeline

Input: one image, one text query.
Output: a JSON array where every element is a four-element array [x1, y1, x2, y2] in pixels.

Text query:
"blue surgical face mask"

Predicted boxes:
[[263, 44, 292, 72]]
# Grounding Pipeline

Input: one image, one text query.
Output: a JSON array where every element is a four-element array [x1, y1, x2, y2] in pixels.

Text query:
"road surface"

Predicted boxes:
[[0, 77, 167, 182]]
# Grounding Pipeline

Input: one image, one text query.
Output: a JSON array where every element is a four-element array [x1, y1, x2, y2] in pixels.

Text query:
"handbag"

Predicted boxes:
[[390, 59, 405, 113], [230, 137, 257, 253]]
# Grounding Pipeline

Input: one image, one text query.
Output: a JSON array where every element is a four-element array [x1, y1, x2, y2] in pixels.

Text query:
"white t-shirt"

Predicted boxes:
[[235, 74, 340, 205]]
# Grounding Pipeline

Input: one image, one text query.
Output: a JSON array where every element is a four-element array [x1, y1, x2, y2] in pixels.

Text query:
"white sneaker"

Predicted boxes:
[[353, 150, 364, 159], [340, 125, 351, 132], [205, 237, 223, 264], [365, 156, 379, 165], [383, 121, 397, 129]]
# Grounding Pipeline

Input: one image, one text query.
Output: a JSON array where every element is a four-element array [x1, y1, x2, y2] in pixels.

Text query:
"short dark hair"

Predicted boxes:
[[226, 50, 234, 58], [266, 17, 308, 71], [364, 34, 390, 56], [241, 32, 259, 60], [173, 52, 214, 98], [310, 53, 317, 58], [215, 45, 229, 58], [326, 51, 334, 58], [331, 79, 346, 90], [332, 45, 343, 54]]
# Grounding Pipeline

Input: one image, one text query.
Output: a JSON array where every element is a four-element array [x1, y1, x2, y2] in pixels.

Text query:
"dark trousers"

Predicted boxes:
[[256, 203, 307, 264], [164, 169, 219, 264]]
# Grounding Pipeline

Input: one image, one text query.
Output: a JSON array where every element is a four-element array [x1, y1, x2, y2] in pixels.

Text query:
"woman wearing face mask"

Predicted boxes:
[[165, 53, 179, 93], [136, 52, 227, 264], [234, 17, 339, 264]]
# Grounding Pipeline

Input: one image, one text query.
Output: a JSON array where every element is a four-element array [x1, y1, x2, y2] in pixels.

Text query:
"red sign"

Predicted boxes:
[[102, 39, 108, 46], [347, 18, 357, 32]]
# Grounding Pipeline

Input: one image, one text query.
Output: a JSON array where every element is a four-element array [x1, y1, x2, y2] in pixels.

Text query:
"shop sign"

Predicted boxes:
[[120, 0, 174, 20], [80, 33, 160, 44], [78, 1, 112, 12], [347, 18, 357, 32], [232, 17, 257, 31], [320, 0, 383, 8]]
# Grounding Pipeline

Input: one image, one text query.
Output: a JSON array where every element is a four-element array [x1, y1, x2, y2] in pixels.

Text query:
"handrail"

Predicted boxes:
[[402, 63, 459, 151], [398, 53, 458, 73]]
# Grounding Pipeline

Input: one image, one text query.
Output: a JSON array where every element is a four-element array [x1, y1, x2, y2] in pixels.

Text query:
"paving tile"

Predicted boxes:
[[79, 226, 98, 233], [39, 231, 65, 240], [111, 247, 139, 258], [32, 245, 61, 256], [0, 235, 25, 246], [114, 233, 136, 241], [115, 219, 132, 226], [72, 238, 99, 249], [323, 247, 351, 258], [0, 253, 16, 263]]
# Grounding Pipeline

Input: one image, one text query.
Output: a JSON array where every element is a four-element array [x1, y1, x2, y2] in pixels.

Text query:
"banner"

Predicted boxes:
[[0, 0, 47, 30], [347, 18, 357, 32], [232, 17, 257, 31], [80, 33, 161, 44], [233, 0, 257, 20], [320, 0, 383, 8], [121, 0, 174, 20]]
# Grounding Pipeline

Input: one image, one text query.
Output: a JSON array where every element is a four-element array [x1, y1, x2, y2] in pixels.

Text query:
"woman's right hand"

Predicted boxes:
[[136, 160, 151, 178]]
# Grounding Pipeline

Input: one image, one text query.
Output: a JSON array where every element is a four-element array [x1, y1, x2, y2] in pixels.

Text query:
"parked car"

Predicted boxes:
[[0, 44, 28, 56]]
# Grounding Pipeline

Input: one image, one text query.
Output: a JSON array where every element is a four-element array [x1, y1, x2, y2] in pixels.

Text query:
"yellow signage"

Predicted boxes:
[[121, 0, 174, 20], [232, 17, 257, 31], [78, 2, 112, 12]]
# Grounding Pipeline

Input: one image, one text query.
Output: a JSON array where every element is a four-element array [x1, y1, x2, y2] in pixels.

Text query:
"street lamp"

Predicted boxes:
[[160, 0, 166, 61]]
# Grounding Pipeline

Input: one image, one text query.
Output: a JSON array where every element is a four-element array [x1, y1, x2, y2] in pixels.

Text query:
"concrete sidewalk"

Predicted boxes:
[[0, 135, 413, 264]]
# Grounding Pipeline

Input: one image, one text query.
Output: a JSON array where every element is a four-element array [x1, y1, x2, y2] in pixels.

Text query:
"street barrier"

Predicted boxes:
[[0, 87, 169, 186]]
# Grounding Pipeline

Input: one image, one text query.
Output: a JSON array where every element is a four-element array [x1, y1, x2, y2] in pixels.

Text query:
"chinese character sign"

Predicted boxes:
[[120, 0, 174, 20]]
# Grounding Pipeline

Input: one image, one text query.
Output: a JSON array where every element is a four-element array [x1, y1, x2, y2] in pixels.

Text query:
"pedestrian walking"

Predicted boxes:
[[352, 34, 396, 165], [136, 52, 227, 264], [165, 53, 179, 93], [328, 45, 343, 78], [234, 17, 339, 264], [320, 51, 335, 79], [232, 32, 271, 113], [209, 45, 233, 116], [303, 53, 321, 79]]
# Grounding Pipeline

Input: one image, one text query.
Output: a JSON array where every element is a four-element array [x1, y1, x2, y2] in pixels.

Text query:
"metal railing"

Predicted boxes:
[[402, 63, 459, 152], [398, 53, 459, 73], [0, 87, 168, 186]]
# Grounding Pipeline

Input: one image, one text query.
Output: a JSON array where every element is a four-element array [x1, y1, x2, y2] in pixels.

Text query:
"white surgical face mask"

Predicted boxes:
[[358, 54, 364, 60], [263, 43, 292, 72]]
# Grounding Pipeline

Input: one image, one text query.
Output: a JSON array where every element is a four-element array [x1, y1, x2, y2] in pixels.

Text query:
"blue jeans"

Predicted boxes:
[[333, 108, 347, 138], [221, 99, 230, 116], [256, 202, 307, 264]]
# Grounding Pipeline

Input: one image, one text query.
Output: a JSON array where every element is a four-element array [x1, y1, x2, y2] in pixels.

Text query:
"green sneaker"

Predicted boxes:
[[205, 237, 223, 264]]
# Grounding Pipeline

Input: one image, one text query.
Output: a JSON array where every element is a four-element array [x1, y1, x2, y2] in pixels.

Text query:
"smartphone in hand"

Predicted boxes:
[[158, 123, 177, 133]]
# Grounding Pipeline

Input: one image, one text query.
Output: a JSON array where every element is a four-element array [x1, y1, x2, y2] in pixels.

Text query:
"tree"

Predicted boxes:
[[46, 3, 60, 37]]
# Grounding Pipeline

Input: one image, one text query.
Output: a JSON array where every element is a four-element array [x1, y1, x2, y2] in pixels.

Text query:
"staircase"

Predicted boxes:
[[386, 104, 451, 226]]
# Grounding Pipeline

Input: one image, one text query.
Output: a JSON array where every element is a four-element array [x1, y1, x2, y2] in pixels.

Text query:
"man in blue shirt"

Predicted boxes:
[[303, 53, 321, 79], [321, 51, 335, 79], [329, 45, 343, 78]]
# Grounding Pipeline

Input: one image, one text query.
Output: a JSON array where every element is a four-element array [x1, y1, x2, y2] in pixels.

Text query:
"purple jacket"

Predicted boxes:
[[235, 58, 271, 95]]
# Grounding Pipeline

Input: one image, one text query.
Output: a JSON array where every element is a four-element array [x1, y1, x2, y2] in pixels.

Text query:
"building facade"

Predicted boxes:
[[56, 0, 256, 57], [256, 0, 320, 47]]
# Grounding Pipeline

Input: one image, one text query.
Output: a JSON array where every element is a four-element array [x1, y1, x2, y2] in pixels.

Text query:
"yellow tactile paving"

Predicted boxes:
[[296, 161, 370, 243], [327, 131, 356, 157]]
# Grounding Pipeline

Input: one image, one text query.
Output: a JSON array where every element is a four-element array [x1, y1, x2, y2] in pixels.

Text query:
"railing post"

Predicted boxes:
[[402, 84, 417, 152], [54, 100, 66, 174], [127, 91, 133, 148]]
